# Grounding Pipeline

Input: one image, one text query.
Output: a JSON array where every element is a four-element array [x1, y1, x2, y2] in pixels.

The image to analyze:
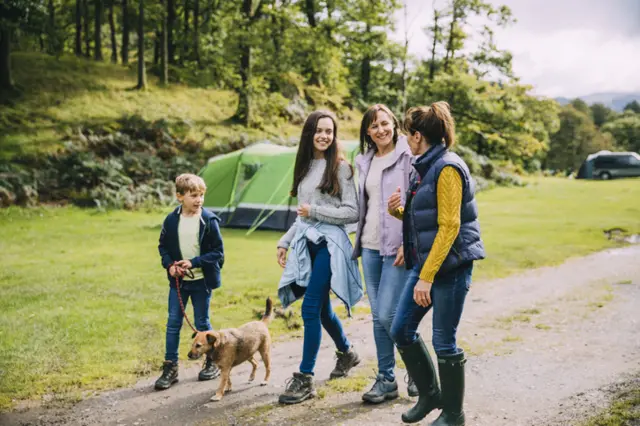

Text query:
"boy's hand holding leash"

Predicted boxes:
[[169, 260, 192, 277]]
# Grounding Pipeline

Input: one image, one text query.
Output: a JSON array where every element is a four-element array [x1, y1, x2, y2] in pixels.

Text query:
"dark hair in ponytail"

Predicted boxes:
[[402, 101, 456, 148]]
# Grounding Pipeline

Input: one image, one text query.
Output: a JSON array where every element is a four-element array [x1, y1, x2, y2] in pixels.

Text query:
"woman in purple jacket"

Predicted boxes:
[[352, 104, 415, 403]]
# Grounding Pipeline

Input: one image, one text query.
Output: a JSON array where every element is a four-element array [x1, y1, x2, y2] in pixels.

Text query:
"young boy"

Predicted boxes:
[[155, 173, 225, 390]]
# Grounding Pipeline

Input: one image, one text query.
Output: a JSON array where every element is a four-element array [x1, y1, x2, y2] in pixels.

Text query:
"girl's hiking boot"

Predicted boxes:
[[362, 374, 399, 404], [198, 357, 221, 381], [278, 372, 316, 404], [154, 361, 178, 390], [330, 346, 361, 379]]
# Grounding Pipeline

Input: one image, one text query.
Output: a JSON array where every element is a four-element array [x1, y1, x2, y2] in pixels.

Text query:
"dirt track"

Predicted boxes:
[[2, 245, 639, 426]]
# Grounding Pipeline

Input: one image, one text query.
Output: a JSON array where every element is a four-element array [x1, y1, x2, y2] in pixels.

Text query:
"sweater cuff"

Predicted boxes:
[[419, 266, 436, 283], [309, 204, 318, 219]]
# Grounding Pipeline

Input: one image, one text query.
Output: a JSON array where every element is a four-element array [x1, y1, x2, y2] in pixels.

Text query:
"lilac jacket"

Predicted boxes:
[[352, 136, 414, 259]]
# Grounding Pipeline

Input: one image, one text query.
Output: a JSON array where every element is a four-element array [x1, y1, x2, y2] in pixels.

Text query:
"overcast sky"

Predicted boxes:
[[390, 0, 640, 98]]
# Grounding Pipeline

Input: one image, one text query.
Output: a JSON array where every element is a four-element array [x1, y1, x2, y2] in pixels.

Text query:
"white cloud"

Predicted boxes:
[[390, 0, 640, 97]]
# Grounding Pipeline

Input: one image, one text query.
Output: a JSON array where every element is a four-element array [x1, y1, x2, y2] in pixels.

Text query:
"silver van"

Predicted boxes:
[[592, 152, 640, 179]]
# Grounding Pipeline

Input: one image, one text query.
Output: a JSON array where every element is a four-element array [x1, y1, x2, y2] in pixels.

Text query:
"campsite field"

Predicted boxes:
[[0, 177, 639, 410]]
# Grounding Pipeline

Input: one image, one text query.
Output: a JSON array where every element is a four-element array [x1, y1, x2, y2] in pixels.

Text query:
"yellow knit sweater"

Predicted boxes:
[[389, 166, 462, 282]]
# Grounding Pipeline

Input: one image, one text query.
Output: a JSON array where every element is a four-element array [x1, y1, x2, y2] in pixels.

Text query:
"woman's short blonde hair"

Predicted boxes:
[[175, 173, 207, 195]]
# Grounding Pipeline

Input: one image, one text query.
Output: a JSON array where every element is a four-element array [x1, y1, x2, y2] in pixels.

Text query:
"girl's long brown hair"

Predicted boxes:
[[291, 110, 350, 197], [403, 101, 456, 148]]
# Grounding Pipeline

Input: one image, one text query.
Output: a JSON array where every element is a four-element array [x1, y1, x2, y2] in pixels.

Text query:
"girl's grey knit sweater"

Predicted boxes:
[[277, 159, 359, 249]]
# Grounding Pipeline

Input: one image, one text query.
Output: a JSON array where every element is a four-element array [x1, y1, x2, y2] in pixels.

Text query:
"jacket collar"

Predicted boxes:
[[356, 134, 412, 169], [172, 205, 217, 226], [413, 143, 447, 177]]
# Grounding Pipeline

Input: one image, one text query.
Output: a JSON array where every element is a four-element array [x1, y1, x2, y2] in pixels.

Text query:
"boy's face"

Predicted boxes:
[[177, 190, 205, 214]]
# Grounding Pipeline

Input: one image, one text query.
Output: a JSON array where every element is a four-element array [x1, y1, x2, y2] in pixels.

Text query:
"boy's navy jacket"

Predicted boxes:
[[158, 206, 224, 291]]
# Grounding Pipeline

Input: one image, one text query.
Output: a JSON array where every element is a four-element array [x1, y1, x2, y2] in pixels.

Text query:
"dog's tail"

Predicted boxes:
[[261, 297, 273, 324]]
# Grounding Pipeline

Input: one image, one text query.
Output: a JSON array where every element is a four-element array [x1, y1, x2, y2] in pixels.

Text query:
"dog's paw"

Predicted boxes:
[[248, 376, 256, 383], [260, 381, 268, 386], [210, 394, 223, 402]]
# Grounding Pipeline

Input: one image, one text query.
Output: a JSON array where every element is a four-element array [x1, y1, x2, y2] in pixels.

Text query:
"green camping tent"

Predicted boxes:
[[199, 140, 360, 233]]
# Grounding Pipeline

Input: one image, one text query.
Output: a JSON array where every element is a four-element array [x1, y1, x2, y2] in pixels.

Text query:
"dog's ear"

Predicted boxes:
[[206, 332, 217, 346], [207, 332, 225, 349], [192, 331, 197, 339], [214, 333, 226, 349]]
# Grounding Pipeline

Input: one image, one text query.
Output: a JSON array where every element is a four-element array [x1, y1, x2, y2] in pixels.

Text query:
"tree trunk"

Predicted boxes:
[[180, 0, 190, 64], [0, 27, 13, 90], [305, 0, 316, 27], [443, 5, 458, 74], [304, 0, 320, 85], [429, 10, 440, 80], [136, 0, 146, 89], [83, 0, 91, 57], [234, 0, 253, 125], [47, 0, 56, 54], [325, 0, 334, 39], [361, 56, 370, 102], [75, 0, 83, 56], [167, 0, 176, 64], [193, 0, 200, 67], [108, 0, 118, 63], [160, 0, 168, 84], [94, 0, 104, 60], [153, 30, 160, 65], [400, 0, 409, 112], [121, 0, 129, 64]]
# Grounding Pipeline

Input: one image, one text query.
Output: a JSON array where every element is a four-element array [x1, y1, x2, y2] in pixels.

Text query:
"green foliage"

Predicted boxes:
[[623, 100, 640, 114], [602, 112, 640, 153], [547, 105, 614, 172], [2, 116, 206, 209]]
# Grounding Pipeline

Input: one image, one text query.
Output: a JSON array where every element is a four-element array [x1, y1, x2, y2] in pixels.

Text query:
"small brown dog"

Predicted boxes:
[[188, 297, 273, 402]]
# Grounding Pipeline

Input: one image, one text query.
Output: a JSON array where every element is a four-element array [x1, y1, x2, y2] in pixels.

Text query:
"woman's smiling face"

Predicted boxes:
[[313, 117, 335, 155], [367, 111, 395, 152]]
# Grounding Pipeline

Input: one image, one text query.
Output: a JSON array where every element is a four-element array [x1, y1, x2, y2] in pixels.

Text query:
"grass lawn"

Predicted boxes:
[[1, 177, 639, 410]]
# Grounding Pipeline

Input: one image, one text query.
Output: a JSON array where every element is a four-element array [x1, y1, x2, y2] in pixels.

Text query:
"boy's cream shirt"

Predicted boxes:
[[178, 213, 204, 281]]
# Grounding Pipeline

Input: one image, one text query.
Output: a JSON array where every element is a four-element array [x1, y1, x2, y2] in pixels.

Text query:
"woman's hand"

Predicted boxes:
[[387, 187, 403, 212], [297, 203, 311, 218], [413, 279, 432, 307], [277, 247, 288, 268], [393, 245, 405, 267]]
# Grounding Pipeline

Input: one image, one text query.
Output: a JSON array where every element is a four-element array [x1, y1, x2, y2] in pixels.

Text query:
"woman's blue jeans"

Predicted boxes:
[[299, 241, 351, 375], [361, 248, 410, 381], [390, 262, 473, 356]]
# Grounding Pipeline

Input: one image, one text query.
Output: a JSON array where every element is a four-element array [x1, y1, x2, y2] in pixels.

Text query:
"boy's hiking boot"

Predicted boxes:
[[154, 361, 178, 390], [362, 374, 399, 404], [330, 346, 361, 379], [278, 372, 316, 404], [198, 357, 221, 381]]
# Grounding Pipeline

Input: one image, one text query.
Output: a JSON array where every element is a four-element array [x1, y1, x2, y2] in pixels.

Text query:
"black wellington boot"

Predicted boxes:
[[430, 351, 466, 426], [397, 336, 442, 423]]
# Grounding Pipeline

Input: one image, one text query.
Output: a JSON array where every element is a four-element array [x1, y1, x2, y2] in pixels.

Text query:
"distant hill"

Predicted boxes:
[[555, 92, 640, 112]]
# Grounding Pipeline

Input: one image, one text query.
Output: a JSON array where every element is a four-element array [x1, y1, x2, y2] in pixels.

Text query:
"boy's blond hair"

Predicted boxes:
[[175, 173, 207, 195]]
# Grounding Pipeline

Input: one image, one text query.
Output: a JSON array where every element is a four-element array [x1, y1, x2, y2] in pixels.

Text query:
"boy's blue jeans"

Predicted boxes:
[[391, 262, 473, 356], [361, 248, 410, 381], [165, 279, 212, 363], [299, 241, 351, 375]]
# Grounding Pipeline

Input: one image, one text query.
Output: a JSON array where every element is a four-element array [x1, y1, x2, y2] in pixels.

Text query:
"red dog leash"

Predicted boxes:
[[169, 262, 198, 334]]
